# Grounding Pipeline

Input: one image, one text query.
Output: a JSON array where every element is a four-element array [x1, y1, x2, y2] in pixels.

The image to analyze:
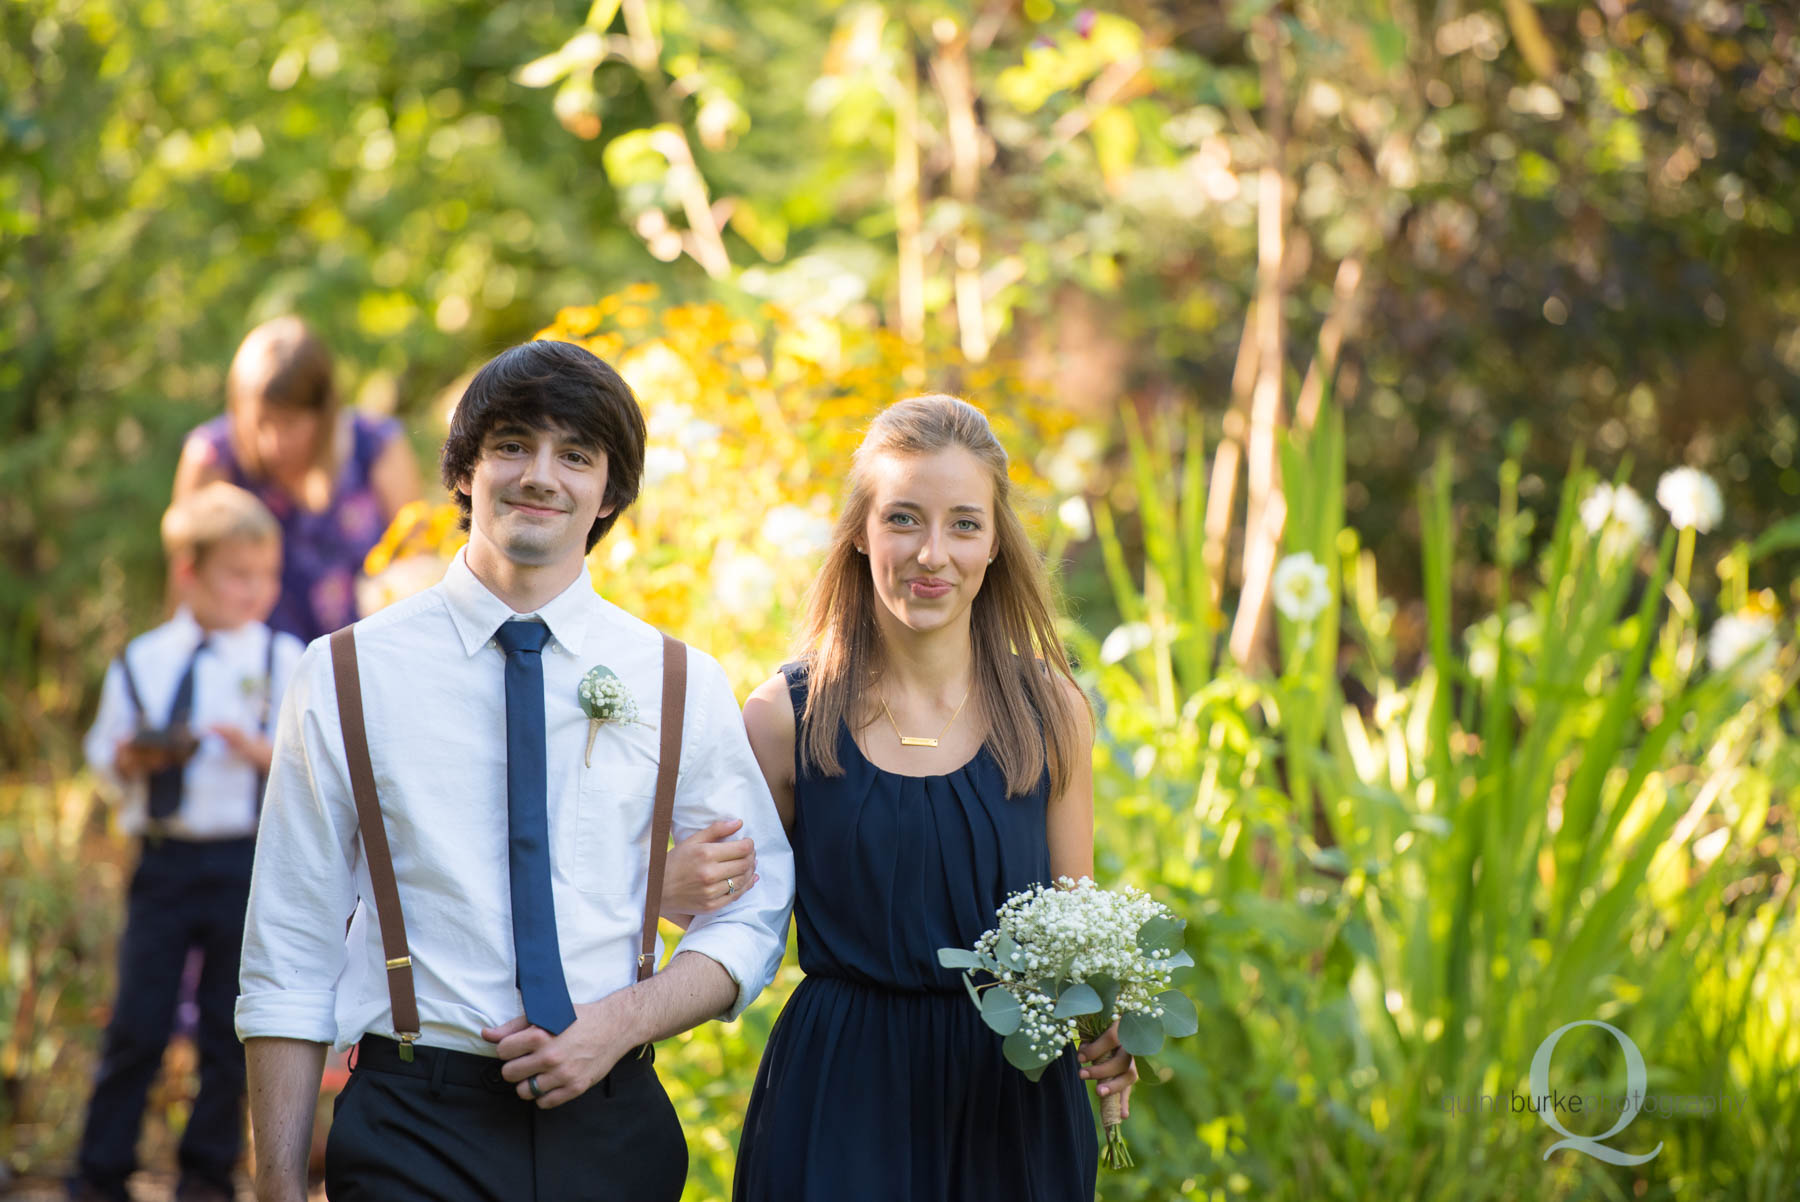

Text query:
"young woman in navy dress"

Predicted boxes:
[[732, 395, 1136, 1202]]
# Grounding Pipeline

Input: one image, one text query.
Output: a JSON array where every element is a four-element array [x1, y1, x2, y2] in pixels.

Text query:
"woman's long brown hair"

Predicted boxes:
[[796, 395, 1086, 799]]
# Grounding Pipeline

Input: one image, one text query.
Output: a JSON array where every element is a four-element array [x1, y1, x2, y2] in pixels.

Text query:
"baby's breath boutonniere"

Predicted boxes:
[[578, 664, 644, 766]]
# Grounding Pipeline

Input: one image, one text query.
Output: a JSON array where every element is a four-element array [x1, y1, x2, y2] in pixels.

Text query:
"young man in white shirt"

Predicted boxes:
[[75, 483, 304, 1202], [236, 340, 794, 1202]]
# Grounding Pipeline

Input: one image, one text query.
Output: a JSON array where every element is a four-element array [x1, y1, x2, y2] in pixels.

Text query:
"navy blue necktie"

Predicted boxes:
[[493, 620, 577, 1034], [147, 637, 207, 820]]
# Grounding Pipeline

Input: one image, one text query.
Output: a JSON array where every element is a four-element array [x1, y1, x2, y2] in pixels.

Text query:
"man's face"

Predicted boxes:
[[458, 421, 613, 572]]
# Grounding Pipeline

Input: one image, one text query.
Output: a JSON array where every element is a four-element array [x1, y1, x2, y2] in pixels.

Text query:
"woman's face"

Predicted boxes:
[[236, 390, 323, 484], [857, 446, 999, 638]]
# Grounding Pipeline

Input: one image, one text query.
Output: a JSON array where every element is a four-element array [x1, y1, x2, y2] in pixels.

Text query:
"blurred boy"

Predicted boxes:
[[72, 482, 304, 1202]]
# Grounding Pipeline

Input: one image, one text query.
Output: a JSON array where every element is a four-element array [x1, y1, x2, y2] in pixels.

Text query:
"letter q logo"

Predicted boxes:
[[1530, 1020, 1663, 1165]]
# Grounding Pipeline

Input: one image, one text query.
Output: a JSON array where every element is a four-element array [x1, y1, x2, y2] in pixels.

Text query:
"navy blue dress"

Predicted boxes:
[[733, 665, 1098, 1202]]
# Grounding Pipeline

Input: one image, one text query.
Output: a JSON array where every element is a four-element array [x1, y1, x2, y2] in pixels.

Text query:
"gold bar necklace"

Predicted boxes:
[[880, 683, 974, 749]]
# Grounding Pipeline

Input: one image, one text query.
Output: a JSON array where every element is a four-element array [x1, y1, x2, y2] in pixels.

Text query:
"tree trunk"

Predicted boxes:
[[622, 0, 732, 279], [1294, 256, 1364, 435], [929, 24, 989, 361], [893, 38, 925, 345], [1228, 16, 1290, 672], [1204, 303, 1260, 614]]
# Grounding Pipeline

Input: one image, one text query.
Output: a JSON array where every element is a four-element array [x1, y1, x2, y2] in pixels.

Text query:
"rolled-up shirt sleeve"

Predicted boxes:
[[667, 651, 794, 1022], [235, 640, 363, 1044]]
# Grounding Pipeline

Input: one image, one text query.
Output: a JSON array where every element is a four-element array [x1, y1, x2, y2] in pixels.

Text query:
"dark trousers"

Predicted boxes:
[[326, 1036, 687, 1202], [75, 837, 256, 1196]]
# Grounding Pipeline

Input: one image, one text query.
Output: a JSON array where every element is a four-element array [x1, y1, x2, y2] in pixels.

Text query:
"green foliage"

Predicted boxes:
[[1078, 413, 1800, 1201]]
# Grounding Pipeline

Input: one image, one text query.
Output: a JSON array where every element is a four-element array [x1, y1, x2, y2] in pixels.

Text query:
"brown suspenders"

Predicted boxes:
[[328, 626, 687, 1059]]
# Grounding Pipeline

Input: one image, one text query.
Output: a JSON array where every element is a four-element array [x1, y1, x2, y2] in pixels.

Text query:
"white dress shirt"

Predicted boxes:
[[236, 549, 795, 1055], [84, 609, 303, 840]]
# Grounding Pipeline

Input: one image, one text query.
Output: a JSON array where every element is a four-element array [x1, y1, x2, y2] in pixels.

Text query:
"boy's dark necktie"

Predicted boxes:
[[494, 620, 577, 1034], [147, 637, 207, 819]]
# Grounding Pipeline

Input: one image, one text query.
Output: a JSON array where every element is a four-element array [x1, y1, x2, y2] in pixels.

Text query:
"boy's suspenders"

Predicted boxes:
[[327, 625, 687, 1059], [117, 633, 279, 816], [116, 647, 147, 723]]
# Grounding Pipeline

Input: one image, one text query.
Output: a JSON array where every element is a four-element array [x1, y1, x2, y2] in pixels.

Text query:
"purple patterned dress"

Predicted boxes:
[[189, 413, 402, 644]]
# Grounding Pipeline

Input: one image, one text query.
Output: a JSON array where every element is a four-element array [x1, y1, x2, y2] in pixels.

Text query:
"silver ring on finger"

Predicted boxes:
[[528, 1074, 545, 1099]]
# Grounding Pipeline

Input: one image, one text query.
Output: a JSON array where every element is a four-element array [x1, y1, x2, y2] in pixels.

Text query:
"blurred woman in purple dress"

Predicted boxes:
[[172, 318, 422, 644]]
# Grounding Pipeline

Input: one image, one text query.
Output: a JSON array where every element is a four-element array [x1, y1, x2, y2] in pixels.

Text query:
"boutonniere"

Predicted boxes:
[[578, 664, 645, 766]]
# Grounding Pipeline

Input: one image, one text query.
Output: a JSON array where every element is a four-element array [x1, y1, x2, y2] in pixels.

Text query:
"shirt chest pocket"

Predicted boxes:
[[574, 764, 661, 898]]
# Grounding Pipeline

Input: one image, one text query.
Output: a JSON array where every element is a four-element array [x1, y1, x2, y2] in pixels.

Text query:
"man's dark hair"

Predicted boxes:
[[440, 341, 647, 552]]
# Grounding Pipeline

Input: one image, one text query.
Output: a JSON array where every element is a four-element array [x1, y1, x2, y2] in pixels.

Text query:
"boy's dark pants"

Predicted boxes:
[[326, 1036, 688, 1202], [74, 836, 256, 1197]]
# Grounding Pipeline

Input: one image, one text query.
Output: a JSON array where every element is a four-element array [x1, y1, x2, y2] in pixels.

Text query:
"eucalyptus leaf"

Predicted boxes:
[[1163, 949, 1195, 971], [995, 932, 1028, 971], [937, 947, 986, 971], [963, 973, 983, 1010], [980, 985, 1023, 1036], [1053, 982, 1104, 1019], [1002, 1029, 1057, 1074], [1156, 989, 1199, 1038], [1118, 1010, 1166, 1057], [1084, 973, 1120, 1017], [1136, 914, 1187, 956]]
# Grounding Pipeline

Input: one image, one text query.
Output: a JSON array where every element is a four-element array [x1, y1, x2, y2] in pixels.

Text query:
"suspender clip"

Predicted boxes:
[[397, 1031, 418, 1063]]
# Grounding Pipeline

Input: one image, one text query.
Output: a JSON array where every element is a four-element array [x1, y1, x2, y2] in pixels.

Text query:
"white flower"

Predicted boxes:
[[1057, 496, 1093, 542], [643, 444, 687, 487], [646, 401, 694, 441], [679, 417, 722, 452], [607, 537, 636, 569], [1100, 621, 1153, 665], [1579, 483, 1653, 546], [710, 542, 778, 614], [1272, 552, 1331, 623], [760, 504, 835, 556], [1656, 467, 1724, 533], [577, 663, 644, 765], [1043, 429, 1103, 495], [577, 668, 640, 724], [1707, 612, 1778, 685]]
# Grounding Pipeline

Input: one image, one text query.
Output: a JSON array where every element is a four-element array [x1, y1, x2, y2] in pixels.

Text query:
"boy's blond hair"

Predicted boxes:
[[160, 482, 280, 565]]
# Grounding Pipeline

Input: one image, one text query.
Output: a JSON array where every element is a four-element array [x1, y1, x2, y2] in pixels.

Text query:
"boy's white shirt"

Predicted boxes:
[[85, 607, 304, 840]]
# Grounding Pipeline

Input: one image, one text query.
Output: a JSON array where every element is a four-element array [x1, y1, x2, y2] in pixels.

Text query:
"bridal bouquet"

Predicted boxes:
[[937, 877, 1197, 1169]]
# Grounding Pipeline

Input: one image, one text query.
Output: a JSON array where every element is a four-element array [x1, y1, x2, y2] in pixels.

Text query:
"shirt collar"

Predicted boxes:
[[171, 606, 241, 652], [440, 548, 596, 658]]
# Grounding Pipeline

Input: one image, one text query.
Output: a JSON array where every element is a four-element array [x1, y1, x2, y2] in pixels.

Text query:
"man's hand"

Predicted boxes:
[[1077, 1021, 1138, 1119], [659, 818, 758, 923], [480, 951, 738, 1109], [481, 997, 637, 1109]]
